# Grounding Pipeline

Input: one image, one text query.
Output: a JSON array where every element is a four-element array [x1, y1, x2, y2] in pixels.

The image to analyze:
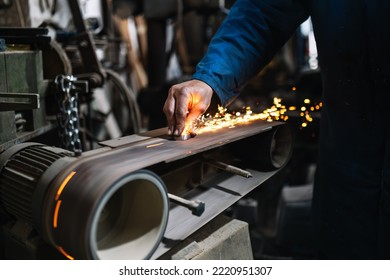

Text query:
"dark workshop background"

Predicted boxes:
[[0, 0, 321, 260]]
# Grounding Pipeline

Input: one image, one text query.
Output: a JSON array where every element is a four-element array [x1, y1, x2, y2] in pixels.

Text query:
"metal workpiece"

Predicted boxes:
[[160, 132, 195, 141], [172, 133, 194, 141]]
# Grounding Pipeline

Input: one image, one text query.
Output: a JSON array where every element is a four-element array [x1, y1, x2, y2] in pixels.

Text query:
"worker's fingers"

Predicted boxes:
[[163, 84, 191, 135], [163, 87, 177, 135], [174, 94, 191, 135], [163, 80, 213, 136]]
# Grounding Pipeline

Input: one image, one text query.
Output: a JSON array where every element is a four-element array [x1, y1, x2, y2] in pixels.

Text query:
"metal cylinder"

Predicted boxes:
[[0, 143, 75, 225], [232, 124, 293, 170], [0, 144, 57, 223], [0, 143, 169, 260], [45, 169, 169, 260], [92, 171, 168, 259]]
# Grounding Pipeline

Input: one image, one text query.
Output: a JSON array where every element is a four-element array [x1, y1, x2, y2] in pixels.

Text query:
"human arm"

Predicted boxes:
[[165, 0, 309, 135]]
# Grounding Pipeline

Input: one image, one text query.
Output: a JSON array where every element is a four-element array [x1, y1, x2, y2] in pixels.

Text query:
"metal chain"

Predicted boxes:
[[54, 75, 82, 155]]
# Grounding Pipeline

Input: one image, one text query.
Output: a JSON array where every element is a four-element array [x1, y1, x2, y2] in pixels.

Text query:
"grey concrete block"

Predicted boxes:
[[166, 215, 253, 260]]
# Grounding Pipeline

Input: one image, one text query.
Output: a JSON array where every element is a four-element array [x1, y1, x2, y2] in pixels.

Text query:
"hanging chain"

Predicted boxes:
[[54, 75, 82, 155]]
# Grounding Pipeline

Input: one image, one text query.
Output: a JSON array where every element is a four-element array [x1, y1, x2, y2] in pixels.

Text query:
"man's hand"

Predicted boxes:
[[163, 79, 213, 136]]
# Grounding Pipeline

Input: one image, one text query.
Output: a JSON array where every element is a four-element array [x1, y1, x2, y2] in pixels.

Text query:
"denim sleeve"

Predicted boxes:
[[192, 0, 309, 106]]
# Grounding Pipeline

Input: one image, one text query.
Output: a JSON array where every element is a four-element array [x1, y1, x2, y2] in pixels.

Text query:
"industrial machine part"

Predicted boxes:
[[168, 193, 205, 216], [0, 120, 293, 259], [0, 24, 142, 153], [60, 0, 142, 139], [0, 143, 169, 260], [0, 45, 51, 152], [0, 27, 51, 45], [65, 0, 105, 89], [204, 159, 253, 178], [231, 124, 294, 170]]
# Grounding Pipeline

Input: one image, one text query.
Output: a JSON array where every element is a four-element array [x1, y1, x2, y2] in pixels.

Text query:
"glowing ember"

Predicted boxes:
[[184, 97, 322, 135]]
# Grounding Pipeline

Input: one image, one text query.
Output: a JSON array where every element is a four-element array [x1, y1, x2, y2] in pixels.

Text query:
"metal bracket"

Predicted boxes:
[[0, 92, 39, 112]]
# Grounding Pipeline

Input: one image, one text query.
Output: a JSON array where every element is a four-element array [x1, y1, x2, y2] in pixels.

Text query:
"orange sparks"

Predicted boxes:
[[192, 97, 322, 133]]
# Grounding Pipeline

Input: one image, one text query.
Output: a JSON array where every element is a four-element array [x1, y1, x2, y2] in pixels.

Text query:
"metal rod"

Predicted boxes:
[[168, 193, 205, 217], [204, 159, 253, 178]]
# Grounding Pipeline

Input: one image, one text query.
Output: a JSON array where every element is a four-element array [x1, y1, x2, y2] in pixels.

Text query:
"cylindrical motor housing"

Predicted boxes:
[[0, 143, 169, 260]]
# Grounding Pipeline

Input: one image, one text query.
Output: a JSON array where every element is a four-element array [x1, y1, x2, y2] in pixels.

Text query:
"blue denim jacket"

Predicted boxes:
[[193, 0, 308, 105], [193, 0, 390, 259]]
